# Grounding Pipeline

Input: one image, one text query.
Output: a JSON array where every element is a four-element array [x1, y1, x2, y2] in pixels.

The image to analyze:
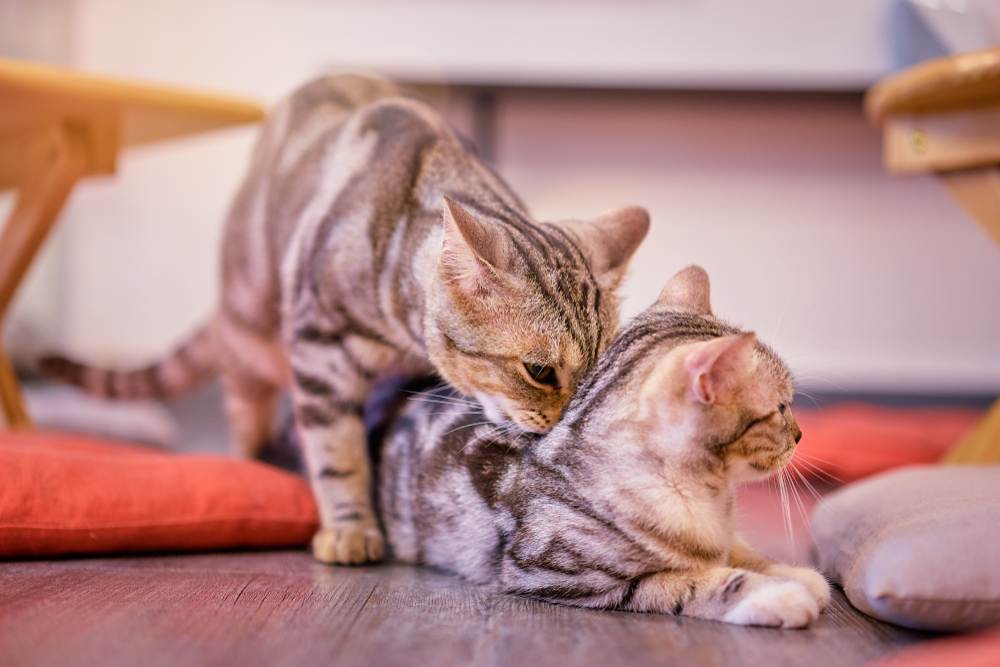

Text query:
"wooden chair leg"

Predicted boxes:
[[0, 125, 87, 429]]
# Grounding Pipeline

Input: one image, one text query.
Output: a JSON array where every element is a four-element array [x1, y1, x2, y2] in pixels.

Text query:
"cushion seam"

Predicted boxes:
[[873, 594, 1000, 605], [0, 516, 316, 530]]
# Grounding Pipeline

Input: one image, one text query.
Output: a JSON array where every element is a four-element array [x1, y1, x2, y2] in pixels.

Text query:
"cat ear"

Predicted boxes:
[[438, 197, 514, 292], [684, 333, 757, 404], [555, 206, 649, 289], [656, 265, 712, 315]]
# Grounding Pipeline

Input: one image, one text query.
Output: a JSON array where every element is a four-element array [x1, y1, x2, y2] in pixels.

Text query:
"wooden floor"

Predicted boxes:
[[0, 550, 928, 667]]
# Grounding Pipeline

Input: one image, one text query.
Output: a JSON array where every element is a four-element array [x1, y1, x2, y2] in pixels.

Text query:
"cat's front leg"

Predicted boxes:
[[289, 328, 398, 565], [626, 567, 820, 628], [300, 408, 384, 564], [728, 539, 830, 610], [762, 563, 831, 611]]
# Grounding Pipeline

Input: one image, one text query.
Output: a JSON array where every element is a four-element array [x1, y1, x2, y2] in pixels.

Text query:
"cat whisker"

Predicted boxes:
[[461, 429, 499, 454], [405, 391, 479, 408], [401, 381, 449, 393], [405, 385, 476, 398], [784, 468, 812, 533], [788, 470, 824, 545], [783, 470, 800, 540], [792, 461, 843, 488], [793, 389, 822, 408], [445, 420, 496, 437], [405, 392, 476, 403], [790, 466, 825, 504], [793, 374, 851, 392], [465, 422, 527, 453], [406, 398, 475, 410], [408, 404, 481, 423], [408, 399, 480, 412], [408, 401, 481, 415], [776, 469, 795, 547], [792, 454, 844, 484]]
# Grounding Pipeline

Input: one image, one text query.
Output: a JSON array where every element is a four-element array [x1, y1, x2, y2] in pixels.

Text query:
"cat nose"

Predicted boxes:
[[792, 425, 802, 444]]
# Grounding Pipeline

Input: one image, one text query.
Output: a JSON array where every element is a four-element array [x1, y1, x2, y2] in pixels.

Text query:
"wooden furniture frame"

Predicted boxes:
[[0, 58, 264, 429], [867, 48, 1000, 462]]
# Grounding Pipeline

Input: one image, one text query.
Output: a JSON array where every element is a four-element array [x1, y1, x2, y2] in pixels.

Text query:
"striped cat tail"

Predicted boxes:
[[39, 324, 218, 400]]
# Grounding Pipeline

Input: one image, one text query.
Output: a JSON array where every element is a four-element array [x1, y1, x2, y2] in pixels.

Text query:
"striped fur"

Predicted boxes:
[[40, 326, 216, 400], [378, 266, 831, 627], [41, 75, 649, 565]]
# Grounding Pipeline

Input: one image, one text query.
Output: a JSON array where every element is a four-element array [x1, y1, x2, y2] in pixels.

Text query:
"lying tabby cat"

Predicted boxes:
[[41, 75, 649, 565], [378, 266, 830, 627]]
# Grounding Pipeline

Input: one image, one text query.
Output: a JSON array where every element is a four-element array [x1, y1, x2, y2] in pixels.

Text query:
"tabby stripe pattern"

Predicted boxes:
[[377, 298, 816, 625]]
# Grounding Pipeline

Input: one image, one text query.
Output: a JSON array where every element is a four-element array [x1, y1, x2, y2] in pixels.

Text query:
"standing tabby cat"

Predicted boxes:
[[41, 75, 650, 564], [378, 266, 830, 627]]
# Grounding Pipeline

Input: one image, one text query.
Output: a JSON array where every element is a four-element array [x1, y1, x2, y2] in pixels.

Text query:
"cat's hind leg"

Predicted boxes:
[[288, 325, 399, 564], [221, 369, 280, 460], [215, 311, 288, 459]]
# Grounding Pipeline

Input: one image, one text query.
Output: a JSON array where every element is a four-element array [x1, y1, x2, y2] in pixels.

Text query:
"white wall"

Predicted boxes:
[[497, 91, 1000, 392], [10, 0, 998, 392], [68, 0, 902, 93]]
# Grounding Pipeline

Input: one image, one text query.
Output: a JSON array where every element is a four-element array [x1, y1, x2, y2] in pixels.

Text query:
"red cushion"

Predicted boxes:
[[870, 629, 1000, 667], [0, 430, 318, 557], [793, 403, 983, 482]]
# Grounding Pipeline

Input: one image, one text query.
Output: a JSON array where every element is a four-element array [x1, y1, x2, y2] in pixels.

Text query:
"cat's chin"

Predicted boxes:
[[475, 393, 511, 424], [473, 393, 547, 434], [729, 459, 785, 485]]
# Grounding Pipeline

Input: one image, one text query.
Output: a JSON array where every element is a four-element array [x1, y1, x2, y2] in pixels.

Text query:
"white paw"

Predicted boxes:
[[767, 564, 831, 610], [723, 579, 819, 629], [312, 525, 385, 565]]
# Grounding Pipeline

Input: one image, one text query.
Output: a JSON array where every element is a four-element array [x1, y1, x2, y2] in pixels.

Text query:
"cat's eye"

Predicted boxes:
[[523, 363, 559, 389], [778, 403, 788, 415]]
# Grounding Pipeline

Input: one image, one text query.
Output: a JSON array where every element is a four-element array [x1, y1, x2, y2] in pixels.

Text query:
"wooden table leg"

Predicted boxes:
[[0, 125, 87, 429], [0, 343, 27, 429], [945, 397, 1000, 464], [938, 166, 1000, 462], [941, 166, 1000, 249]]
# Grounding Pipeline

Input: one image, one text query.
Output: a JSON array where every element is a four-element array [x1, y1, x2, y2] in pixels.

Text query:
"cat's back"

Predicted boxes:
[[378, 389, 529, 581], [274, 75, 484, 256], [221, 75, 408, 268], [276, 74, 450, 165], [265, 74, 444, 211], [221, 75, 461, 316]]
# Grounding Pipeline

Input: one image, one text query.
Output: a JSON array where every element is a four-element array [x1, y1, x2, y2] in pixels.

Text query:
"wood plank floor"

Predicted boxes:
[[0, 551, 929, 667]]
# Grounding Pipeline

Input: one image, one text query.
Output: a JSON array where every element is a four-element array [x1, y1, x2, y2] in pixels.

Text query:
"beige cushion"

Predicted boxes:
[[811, 465, 1000, 631]]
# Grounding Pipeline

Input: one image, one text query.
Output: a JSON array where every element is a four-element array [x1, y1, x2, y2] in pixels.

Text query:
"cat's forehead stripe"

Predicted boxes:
[[562, 309, 788, 426], [446, 194, 605, 368], [499, 218, 604, 369]]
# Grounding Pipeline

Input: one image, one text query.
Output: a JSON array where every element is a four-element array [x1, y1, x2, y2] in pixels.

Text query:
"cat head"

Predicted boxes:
[[425, 197, 649, 434], [555, 265, 799, 484]]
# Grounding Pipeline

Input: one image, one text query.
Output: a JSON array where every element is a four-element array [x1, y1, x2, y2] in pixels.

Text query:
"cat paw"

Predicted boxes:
[[311, 526, 385, 565], [723, 579, 819, 629], [767, 564, 831, 610]]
